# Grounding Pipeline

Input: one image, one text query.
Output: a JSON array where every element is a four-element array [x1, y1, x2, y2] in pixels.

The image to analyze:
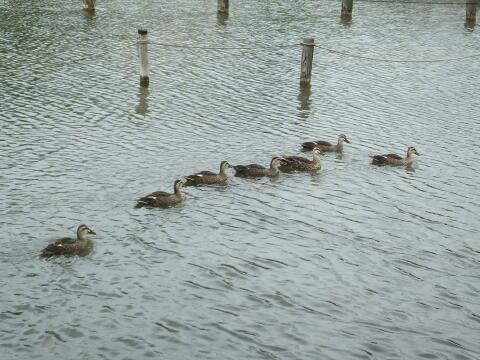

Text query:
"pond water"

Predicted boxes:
[[1, 0, 479, 359]]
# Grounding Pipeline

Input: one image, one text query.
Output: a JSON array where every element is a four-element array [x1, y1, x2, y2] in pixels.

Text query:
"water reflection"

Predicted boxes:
[[297, 85, 312, 119], [340, 15, 352, 27], [217, 13, 229, 26], [135, 86, 150, 115]]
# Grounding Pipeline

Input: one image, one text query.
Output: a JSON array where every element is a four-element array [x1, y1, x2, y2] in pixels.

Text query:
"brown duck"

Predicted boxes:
[[40, 224, 96, 257], [280, 147, 323, 171], [302, 134, 350, 152], [370, 147, 420, 165], [184, 161, 231, 185], [233, 157, 289, 177], [135, 180, 184, 208]]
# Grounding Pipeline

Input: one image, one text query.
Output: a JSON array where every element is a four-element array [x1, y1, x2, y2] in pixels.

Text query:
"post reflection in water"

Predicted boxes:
[[135, 86, 150, 116], [297, 84, 312, 119]]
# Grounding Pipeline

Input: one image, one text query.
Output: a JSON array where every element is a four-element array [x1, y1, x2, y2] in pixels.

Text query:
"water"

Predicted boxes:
[[1, 0, 480, 359]]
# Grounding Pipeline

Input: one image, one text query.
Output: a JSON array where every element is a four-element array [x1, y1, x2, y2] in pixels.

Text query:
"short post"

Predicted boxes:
[[341, 0, 353, 17], [299, 38, 314, 86], [466, 2, 477, 23], [137, 29, 150, 87], [218, 0, 229, 15], [83, 0, 96, 11]]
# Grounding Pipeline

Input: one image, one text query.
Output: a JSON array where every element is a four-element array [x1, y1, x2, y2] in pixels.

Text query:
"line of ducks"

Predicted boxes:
[[40, 134, 420, 257]]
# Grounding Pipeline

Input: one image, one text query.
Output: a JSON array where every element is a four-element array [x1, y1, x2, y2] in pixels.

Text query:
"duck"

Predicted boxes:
[[233, 157, 289, 177], [370, 147, 420, 165], [40, 224, 96, 257], [135, 179, 184, 208], [280, 147, 323, 171], [302, 134, 350, 152], [184, 161, 231, 185]]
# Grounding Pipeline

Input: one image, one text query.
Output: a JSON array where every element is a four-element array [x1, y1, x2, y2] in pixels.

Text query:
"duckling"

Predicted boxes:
[[233, 157, 289, 177], [135, 180, 184, 208], [40, 224, 96, 257], [280, 147, 323, 171], [370, 147, 420, 165], [302, 134, 350, 152], [184, 161, 231, 185]]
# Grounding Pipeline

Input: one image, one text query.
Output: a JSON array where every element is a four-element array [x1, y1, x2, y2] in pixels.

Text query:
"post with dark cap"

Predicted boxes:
[[341, 0, 353, 18], [83, 0, 96, 11], [466, 2, 477, 24], [218, 0, 229, 15], [137, 29, 150, 87], [299, 38, 314, 86]]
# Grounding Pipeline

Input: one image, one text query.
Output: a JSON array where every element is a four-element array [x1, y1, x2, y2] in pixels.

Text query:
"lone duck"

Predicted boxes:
[[370, 147, 420, 165], [233, 157, 289, 177], [135, 180, 184, 208], [302, 134, 350, 152], [184, 161, 231, 185], [40, 224, 96, 257], [280, 147, 323, 171]]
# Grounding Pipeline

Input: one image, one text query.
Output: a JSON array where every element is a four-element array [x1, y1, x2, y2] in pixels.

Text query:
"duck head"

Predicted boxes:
[[407, 147, 420, 156], [339, 134, 350, 144], [77, 224, 96, 239]]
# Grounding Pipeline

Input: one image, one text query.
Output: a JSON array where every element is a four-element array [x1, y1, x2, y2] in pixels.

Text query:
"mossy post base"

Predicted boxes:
[[218, 0, 229, 15], [83, 0, 96, 11], [341, 0, 353, 18]]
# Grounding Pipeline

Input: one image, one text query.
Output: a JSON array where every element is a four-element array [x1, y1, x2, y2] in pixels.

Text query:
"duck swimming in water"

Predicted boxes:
[[301, 134, 350, 152], [184, 161, 231, 185], [40, 224, 96, 257], [135, 180, 184, 208], [280, 148, 323, 171], [233, 157, 289, 177], [370, 147, 420, 165]]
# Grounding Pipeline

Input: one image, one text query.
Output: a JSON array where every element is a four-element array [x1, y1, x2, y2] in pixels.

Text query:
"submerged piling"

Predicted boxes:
[[341, 0, 353, 18], [83, 0, 96, 11], [137, 29, 150, 87], [300, 38, 315, 86], [218, 0, 229, 15]]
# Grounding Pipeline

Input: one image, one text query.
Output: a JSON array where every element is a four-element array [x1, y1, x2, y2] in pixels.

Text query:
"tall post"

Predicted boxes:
[[300, 38, 314, 86], [466, 2, 477, 23], [137, 29, 150, 87], [83, 0, 96, 11], [218, 0, 229, 15], [341, 0, 353, 18]]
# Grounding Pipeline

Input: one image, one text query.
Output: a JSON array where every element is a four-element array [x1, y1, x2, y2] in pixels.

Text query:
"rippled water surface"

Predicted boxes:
[[1, 0, 480, 359]]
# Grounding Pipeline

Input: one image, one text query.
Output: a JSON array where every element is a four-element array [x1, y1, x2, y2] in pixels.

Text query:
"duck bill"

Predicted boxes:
[[345, 139, 351, 144]]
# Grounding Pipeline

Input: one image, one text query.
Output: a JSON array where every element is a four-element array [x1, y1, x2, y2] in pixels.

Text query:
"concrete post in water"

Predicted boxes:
[[83, 0, 96, 11], [218, 0, 229, 15], [341, 0, 353, 18], [137, 29, 150, 87], [300, 38, 314, 86], [466, 2, 477, 23]]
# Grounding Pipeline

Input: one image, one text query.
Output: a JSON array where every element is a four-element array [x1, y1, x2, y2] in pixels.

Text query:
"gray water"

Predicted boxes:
[[1, 0, 480, 359]]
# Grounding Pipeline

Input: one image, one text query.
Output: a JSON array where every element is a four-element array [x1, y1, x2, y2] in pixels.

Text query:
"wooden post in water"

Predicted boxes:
[[137, 29, 150, 87], [341, 0, 353, 18], [466, 2, 477, 23], [83, 0, 96, 11], [300, 38, 314, 86], [218, 0, 229, 15]]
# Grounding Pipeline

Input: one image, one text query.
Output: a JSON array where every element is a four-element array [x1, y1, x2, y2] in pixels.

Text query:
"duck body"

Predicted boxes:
[[40, 224, 96, 257], [234, 157, 288, 177], [136, 180, 183, 208], [370, 147, 420, 165], [280, 148, 322, 171], [302, 134, 350, 152], [184, 161, 231, 186]]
